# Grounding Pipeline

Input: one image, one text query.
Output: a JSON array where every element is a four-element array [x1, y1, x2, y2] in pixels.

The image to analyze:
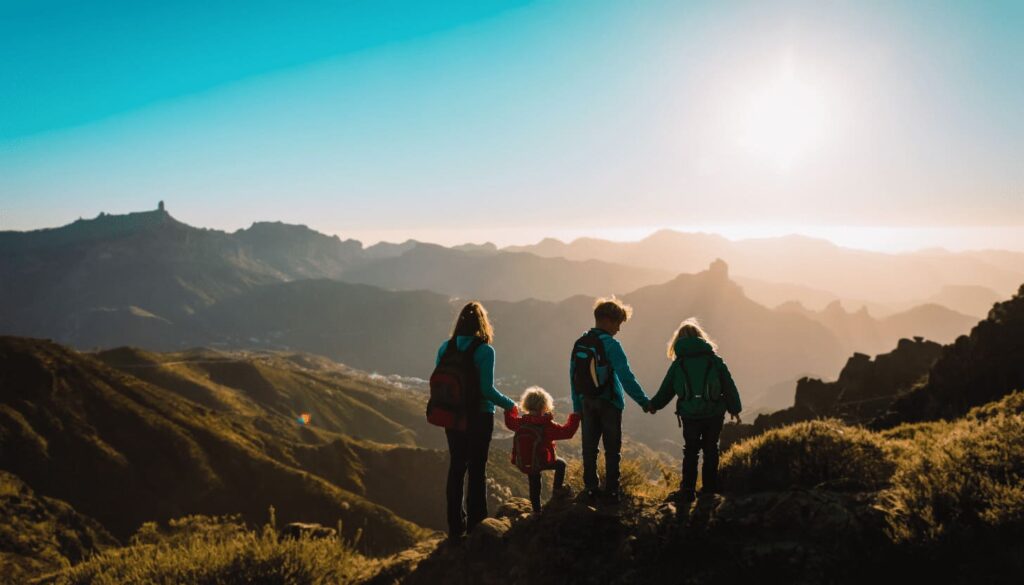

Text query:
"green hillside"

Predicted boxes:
[[0, 337, 429, 555]]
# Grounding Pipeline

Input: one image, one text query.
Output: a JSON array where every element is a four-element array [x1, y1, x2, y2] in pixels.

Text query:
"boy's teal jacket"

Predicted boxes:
[[436, 336, 515, 414], [569, 328, 650, 413], [650, 337, 742, 419]]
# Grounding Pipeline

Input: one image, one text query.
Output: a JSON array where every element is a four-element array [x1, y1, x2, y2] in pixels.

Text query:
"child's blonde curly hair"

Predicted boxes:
[[520, 386, 554, 415]]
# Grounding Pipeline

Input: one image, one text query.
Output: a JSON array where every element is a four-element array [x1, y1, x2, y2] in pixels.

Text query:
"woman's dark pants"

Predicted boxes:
[[681, 416, 725, 493], [445, 412, 494, 538], [528, 457, 567, 512]]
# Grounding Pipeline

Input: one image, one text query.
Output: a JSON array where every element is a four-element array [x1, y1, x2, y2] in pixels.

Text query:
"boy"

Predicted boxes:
[[570, 297, 651, 504]]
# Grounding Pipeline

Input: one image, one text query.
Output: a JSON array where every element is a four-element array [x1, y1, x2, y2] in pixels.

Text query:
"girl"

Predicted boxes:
[[648, 318, 742, 503], [505, 386, 580, 512], [436, 301, 517, 541]]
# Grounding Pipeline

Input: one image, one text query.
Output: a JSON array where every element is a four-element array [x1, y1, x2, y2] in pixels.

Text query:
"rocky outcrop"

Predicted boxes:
[[391, 489, 896, 585], [721, 337, 943, 449], [876, 284, 1024, 427]]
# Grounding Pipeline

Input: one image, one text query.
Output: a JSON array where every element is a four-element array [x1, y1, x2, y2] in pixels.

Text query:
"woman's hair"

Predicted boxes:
[[666, 317, 718, 359], [451, 301, 494, 343], [520, 386, 554, 414], [593, 296, 633, 324]]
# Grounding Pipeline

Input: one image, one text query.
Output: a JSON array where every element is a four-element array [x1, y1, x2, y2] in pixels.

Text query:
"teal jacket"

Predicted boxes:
[[436, 336, 515, 414], [650, 337, 742, 419], [569, 328, 650, 412]]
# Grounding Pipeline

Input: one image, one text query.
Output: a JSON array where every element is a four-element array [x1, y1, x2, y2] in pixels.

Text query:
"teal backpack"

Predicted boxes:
[[675, 350, 723, 403]]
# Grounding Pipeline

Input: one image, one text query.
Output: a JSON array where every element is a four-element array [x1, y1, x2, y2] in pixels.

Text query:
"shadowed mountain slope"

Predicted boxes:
[[0, 471, 117, 583], [0, 336, 429, 555], [93, 347, 441, 449]]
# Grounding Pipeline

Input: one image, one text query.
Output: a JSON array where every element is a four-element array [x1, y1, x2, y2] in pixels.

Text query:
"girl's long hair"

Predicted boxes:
[[451, 301, 494, 343], [666, 317, 718, 360]]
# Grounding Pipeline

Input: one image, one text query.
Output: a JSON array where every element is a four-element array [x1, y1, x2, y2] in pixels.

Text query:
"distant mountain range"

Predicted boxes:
[[0, 208, 1001, 426], [506, 230, 1024, 309]]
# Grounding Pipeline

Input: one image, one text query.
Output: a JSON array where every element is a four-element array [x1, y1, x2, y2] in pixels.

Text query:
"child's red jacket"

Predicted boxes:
[[504, 408, 581, 470]]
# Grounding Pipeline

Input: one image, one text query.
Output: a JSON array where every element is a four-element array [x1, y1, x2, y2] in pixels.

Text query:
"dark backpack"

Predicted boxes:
[[572, 331, 612, 399], [676, 351, 723, 402], [427, 337, 483, 430], [512, 422, 549, 474]]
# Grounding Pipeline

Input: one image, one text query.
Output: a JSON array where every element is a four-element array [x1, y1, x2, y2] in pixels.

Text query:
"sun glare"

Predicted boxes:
[[738, 61, 830, 172]]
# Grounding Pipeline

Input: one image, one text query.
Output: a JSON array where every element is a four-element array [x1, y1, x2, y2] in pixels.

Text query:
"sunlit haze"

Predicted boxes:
[[2, 1, 1022, 251]]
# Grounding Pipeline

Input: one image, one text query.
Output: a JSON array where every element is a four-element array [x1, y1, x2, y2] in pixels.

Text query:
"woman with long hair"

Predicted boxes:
[[435, 301, 516, 541], [648, 318, 742, 503]]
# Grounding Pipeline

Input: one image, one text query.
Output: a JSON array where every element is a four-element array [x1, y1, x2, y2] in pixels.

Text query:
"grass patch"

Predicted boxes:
[[720, 419, 898, 493], [36, 513, 379, 585], [882, 396, 1024, 543]]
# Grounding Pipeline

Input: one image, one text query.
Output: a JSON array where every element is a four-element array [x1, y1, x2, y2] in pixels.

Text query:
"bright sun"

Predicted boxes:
[[738, 63, 830, 172]]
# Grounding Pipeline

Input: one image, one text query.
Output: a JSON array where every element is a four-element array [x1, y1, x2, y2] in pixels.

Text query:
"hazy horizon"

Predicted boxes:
[[3, 202, 1022, 254], [3, 1, 1022, 252]]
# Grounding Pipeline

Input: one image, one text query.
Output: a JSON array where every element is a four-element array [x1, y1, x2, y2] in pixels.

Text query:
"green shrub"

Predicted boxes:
[[720, 419, 897, 493], [882, 409, 1024, 543]]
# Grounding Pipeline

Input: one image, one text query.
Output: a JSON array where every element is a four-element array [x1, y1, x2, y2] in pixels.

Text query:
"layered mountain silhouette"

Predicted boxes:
[[337, 242, 673, 301], [721, 281, 1024, 447], [507, 230, 1024, 308], [776, 299, 976, 357], [0, 208, 1005, 451]]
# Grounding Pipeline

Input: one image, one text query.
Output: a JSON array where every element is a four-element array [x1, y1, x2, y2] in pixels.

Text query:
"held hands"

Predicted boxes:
[[729, 412, 742, 424], [644, 403, 657, 415]]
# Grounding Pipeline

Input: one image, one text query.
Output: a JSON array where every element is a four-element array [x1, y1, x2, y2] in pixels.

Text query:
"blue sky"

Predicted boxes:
[[1, 0, 1022, 249]]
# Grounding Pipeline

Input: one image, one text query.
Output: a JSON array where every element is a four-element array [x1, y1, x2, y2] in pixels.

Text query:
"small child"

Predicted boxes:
[[504, 386, 581, 512]]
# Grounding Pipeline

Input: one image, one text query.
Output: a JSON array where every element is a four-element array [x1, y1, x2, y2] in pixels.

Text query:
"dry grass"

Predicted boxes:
[[718, 392, 1024, 546], [36, 512, 379, 585], [720, 419, 898, 493]]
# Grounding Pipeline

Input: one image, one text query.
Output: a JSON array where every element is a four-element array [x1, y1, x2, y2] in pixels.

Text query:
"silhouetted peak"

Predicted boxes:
[[237, 221, 359, 246], [363, 239, 420, 260], [823, 300, 847, 315], [776, 300, 809, 313], [452, 242, 498, 255], [708, 258, 729, 278]]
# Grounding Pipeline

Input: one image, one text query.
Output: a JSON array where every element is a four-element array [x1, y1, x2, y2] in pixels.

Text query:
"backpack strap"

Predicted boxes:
[[446, 336, 485, 358], [678, 358, 695, 401], [465, 336, 485, 356], [589, 330, 613, 389], [442, 335, 460, 359], [700, 358, 715, 402]]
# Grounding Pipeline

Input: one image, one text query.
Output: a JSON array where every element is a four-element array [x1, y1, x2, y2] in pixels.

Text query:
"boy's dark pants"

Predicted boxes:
[[681, 416, 725, 493], [445, 412, 494, 538], [528, 457, 567, 512], [581, 398, 622, 494]]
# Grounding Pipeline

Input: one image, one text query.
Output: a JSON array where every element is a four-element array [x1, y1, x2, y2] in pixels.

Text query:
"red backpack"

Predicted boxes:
[[512, 422, 550, 474], [427, 337, 483, 430]]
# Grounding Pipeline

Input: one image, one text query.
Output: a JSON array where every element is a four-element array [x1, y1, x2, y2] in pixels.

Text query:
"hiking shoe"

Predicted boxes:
[[585, 487, 603, 501], [664, 489, 696, 504], [601, 491, 621, 506], [552, 485, 575, 499]]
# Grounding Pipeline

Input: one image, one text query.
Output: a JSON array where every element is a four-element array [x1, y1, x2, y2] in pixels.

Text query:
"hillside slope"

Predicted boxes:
[[0, 471, 116, 582], [0, 337, 428, 555]]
